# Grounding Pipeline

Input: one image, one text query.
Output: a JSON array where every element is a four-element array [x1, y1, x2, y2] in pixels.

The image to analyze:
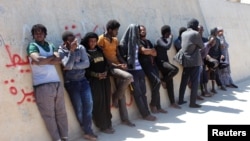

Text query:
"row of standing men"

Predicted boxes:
[[27, 18, 237, 141]]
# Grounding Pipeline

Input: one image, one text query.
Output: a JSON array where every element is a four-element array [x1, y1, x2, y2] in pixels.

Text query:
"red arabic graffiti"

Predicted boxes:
[[4, 79, 35, 105], [126, 93, 133, 107], [93, 25, 98, 32], [64, 24, 82, 39], [65, 24, 77, 30], [92, 25, 105, 33], [17, 89, 35, 105], [5, 45, 30, 68]]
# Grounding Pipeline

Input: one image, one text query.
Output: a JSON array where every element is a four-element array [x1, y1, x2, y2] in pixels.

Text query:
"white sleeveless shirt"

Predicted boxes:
[[30, 43, 60, 86]]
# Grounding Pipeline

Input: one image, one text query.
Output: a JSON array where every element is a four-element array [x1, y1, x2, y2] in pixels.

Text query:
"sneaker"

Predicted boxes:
[[83, 134, 97, 141]]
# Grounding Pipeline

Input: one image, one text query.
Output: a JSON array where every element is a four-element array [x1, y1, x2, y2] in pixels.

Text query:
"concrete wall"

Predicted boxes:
[[0, 0, 249, 140]]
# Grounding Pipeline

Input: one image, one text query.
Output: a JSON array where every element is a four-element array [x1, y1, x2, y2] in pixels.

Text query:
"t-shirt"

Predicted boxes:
[[97, 34, 120, 64], [27, 41, 56, 56], [87, 47, 108, 73], [27, 42, 60, 86]]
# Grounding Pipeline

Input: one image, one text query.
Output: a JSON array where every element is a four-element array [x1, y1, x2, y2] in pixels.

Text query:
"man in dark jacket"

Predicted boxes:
[[155, 25, 181, 109]]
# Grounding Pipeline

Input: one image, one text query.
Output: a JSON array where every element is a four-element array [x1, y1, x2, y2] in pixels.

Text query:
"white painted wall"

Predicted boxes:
[[0, 0, 249, 140]]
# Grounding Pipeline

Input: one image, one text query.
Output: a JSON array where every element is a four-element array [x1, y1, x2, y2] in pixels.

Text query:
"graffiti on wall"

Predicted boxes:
[[4, 79, 34, 105], [1, 32, 34, 105]]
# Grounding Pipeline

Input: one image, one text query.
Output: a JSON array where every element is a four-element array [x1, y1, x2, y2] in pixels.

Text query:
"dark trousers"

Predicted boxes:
[[208, 68, 222, 86], [143, 65, 161, 109], [158, 62, 179, 104], [200, 64, 208, 84], [89, 77, 112, 130], [215, 69, 222, 86], [178, 66, 200, 105], [128, 70, 150, 118]]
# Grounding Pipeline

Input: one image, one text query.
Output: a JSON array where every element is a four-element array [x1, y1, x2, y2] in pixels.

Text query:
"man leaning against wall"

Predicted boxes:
[[27, 24, 68, 141]]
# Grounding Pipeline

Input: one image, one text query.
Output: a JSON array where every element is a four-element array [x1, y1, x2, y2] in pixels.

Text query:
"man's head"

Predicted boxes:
[[187, 18, 199, 31], [80, 32, 99, 50], [62, 31, 75, 42], [31, 24, 47, 41], [62, 31, 77, 49], [208, 36, 216, 46], [210, 27, 218, 37], [161, 25, 171, 38], [139, 25, 147, 38], [217, 27, 224, 36], [106, 19, 120, 37], [178, 27, 187, 37]]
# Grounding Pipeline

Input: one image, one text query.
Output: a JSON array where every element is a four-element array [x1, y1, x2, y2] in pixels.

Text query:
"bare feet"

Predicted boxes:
[[170, 103, 181, 109], [143, 114, 157, 121], [197, 95, 204, 100], [83, 134, 97, 141], [101, 127, 115, 134], [157, 109, 168, 114], [201, 92, 212, 97], [150, 105, 158, 113]]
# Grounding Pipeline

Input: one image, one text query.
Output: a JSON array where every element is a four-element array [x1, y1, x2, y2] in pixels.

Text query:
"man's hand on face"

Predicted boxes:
[[69, 38, 78, 52]]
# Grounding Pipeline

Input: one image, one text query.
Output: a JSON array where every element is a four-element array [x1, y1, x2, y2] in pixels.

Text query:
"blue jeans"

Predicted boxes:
[[64, 79, 94, 135]]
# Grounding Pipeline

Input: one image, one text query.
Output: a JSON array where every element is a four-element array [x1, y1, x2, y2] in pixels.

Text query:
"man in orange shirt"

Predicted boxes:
[[98, 19, 135, 129]]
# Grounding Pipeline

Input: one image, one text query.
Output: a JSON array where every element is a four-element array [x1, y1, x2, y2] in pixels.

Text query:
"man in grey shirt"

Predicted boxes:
[[58, 31, 97, 141], [174, 18, 204, 108]]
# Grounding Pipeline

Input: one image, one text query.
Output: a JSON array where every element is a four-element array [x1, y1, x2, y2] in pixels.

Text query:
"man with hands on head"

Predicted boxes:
[[58, 31, 97, 141]]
